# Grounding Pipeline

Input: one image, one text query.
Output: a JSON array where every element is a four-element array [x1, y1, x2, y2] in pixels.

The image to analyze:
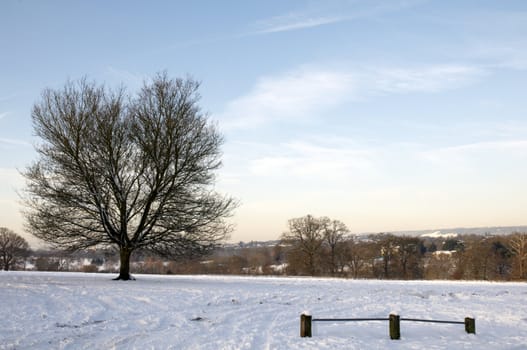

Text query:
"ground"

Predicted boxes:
[[1, 272, 526, 349]]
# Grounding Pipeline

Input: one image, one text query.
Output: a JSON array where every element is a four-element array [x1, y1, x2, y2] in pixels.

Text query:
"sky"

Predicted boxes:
[[1, 0, 527, 246]]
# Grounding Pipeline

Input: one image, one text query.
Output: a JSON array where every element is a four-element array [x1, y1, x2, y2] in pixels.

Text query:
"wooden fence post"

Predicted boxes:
[[465, 317, 476, 334], [389, 314, 400, 340], [300, 314, 312, 337]]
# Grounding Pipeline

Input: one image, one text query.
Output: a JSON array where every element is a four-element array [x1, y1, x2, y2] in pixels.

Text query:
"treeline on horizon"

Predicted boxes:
[[13, 232, 527, 281]]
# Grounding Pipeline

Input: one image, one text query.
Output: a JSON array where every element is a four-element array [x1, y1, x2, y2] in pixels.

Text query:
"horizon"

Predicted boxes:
[[2, 1, 527, 247], [26, 224, 527, 250]]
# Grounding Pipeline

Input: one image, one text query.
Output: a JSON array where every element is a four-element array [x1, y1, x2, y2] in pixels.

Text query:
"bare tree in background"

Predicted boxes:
[[396, 236, 424, 279], [509, 232, 527, 279], [0, 227, 30, 271], [23, 73, 237, 280], [322, 218, 349, 276], [343, 236, 370, 278], [374, 233, 398, 279], [281, 215, 325, 276]]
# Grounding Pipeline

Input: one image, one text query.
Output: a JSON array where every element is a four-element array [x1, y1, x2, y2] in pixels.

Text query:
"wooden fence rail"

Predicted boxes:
[[300, 313, 476, 339]]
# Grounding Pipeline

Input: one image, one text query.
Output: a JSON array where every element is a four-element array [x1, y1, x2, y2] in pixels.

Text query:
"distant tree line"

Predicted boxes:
[[4, 217, 527, 281], [20, 231, 527, 281], [282, 231, 526, 280], [278, 215, 527, 280]]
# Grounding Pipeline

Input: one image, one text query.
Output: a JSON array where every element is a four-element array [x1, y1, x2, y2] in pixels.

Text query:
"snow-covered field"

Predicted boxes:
[[1, 272, 526, 349]]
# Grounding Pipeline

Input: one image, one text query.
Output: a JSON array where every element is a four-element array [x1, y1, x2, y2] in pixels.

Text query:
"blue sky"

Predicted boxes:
[[1, 0, 527, 245]]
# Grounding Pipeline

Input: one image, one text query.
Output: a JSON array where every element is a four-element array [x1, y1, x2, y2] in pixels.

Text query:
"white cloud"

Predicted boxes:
[[249, 139, 376, 180], [369, 65, 484, 94], [0, 112, 8, 120], [218, 63, 484, 130], [420, 140, 527, 163], [218, 67, 354, 129], [448, 140, 527, 152]]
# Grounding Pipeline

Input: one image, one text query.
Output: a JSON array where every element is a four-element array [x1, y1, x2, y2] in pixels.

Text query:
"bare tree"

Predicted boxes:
[[281, 215, 325, 276], [509, 233, 527, 280], [342, 236, 370, 278], [374, 233, 398, 279], [425, 251, 456, 279], [396, 236, 424, 279], [489, 239, 512, 280], [23, 74, 237, 280], [322, 218, 349, 276], [0, 228, 30, 271]]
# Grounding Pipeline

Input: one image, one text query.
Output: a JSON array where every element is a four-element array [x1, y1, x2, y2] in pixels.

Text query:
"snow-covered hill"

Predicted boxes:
[[1, 271, 525, 349], [420, 231, 458, 239], [390, 225, 527, 238]]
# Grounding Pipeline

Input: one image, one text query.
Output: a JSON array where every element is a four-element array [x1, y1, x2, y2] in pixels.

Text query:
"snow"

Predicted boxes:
[[420, 231, 458, 239], [433, 250, 454, 256], [1, 271, 526, 349]]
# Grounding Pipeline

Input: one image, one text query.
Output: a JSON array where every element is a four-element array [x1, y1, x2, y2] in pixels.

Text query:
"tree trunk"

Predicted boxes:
[[114, 247, 134, 280], [2, 253, 8, 271], [308, 253, 316, 276]]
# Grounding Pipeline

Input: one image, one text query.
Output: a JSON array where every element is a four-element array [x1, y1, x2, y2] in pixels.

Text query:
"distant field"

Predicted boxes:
[[1, 271, 526, 349]]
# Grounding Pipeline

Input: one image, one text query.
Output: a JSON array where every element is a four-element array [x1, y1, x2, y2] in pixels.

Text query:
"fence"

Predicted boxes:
[[300, 313, 476, 339]]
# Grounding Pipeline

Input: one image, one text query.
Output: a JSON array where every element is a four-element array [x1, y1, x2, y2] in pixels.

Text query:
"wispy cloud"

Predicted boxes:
[[254, 14, 348, 34], [0, 112, 9, 120], [0, 94, 17, 103], [252, 0, 426, 34], [369, 65, 484, 94], [420, 9, 527, 71], [420, 140, 527, 164], [104, 67, 146, 90], [0, 138, 31, 147], [218, 62, 484, 130], [478, 44, 527, 71], [249, 139, 376, 180], [439, 140, 527, 153], [217, 66, 354, 129]]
